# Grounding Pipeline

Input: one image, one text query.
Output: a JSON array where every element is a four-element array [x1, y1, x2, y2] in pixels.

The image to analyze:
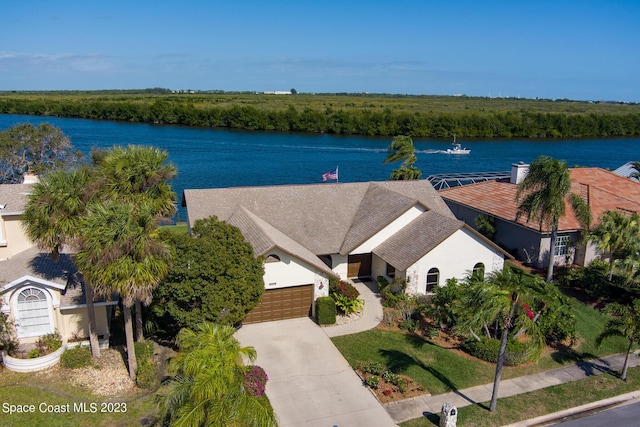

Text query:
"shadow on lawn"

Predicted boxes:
[[379, 335, 490, 411]]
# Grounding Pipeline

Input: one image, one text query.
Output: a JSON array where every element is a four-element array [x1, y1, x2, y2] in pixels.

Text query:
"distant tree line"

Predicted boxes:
[[1, 97, 639, 138]]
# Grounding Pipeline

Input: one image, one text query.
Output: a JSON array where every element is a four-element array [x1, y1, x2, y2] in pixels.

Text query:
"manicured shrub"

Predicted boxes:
[[134, 340, 154, 360], [463, 337, 540, 366], [136, 358, 157, 389], [61, 346, 92, 369], [376, 276, 390, 293], [39, 331, 63, 352], [134, 340, 157, 389], [333, 293, 364, 315], [395, 377, 408, 393], [358, 361, 385, 376], [366, 376, 380, 389], [316, 296, 337, 325]]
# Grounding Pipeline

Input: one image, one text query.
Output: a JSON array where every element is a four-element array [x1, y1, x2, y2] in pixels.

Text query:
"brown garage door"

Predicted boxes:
[[348, 253, 372, 278], [243, 285, 314, 324]]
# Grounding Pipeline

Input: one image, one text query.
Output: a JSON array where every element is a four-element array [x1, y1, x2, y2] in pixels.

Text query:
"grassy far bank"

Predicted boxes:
[[2, 91, 639, 115], [2, 91, 639, 138]]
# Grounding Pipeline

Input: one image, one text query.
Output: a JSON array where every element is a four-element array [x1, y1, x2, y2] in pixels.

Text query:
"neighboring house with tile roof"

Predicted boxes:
[[0, 182, 116, 350], [439, 163, 640, 270], [183, 180, 510, 323]]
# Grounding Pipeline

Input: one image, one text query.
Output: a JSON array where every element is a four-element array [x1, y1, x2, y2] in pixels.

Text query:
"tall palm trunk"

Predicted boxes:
[[134, 301, 144, 342], [622, 339, 633, 381], [123, 305, 137, 381], [490, 300, 517, 412], [85, 282, 101, 359], [546, 225, 559, 282]]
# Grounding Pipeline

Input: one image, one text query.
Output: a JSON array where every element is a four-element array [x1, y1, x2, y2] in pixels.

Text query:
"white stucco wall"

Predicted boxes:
[[407, 228, 505, 295], [330, 254, 348, 279], [351, 205, 426, 254], [262, 248, 334, 302]]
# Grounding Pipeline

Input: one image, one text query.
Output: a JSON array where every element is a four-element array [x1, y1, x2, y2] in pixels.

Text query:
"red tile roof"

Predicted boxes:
[[439, 168, 640, 233]]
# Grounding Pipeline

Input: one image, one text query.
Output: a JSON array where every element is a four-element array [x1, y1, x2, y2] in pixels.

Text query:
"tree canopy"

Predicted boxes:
[[515, 156, 591, 282], [23, 144, 177, 373], [158, 322, 277, 427], [384, 135, 422, 180], [153, 216, 265, 330], [0, 123, 82, 184]]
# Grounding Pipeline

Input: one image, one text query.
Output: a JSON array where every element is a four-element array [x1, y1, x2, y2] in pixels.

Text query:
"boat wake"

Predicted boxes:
[[416, 149, 457, 155]]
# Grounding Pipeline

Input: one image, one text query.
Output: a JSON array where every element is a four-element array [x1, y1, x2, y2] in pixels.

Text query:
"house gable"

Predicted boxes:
[[373, 211, 464, 271]]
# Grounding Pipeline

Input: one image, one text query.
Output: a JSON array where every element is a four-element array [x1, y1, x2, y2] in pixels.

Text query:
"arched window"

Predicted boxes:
[[16, 288, 53, 337], [473, 263, 485, 280], [265, 254, 281, 263], [426, 268, 439, 293]]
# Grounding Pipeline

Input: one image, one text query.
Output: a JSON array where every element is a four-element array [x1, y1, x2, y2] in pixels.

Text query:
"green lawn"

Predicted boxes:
[[401, 365, 640, 427], [0, 374, 159, 427], [332, 297, 630, 396]]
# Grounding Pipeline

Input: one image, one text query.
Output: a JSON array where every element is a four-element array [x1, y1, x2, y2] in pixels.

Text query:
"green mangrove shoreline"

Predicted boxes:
[[1, 91, 639, 138]]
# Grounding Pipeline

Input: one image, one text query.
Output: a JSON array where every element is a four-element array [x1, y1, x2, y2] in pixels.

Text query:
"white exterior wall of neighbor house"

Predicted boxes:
[[351, 205, 426, 254], [408, 228, 505, 295], [263, 248, 322, 290]]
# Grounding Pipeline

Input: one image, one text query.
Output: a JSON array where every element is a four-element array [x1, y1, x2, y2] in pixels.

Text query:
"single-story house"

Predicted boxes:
[[439, 163, 640, 269], [0, 181, 115, 348], [182, 180, 510, 324]]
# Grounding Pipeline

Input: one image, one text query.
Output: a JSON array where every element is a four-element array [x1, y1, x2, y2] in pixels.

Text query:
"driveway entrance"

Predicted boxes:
[[236, 317, 397, 427]]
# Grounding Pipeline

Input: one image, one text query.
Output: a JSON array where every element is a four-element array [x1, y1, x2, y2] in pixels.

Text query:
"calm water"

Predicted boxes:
[[2, 114, 639, 220]]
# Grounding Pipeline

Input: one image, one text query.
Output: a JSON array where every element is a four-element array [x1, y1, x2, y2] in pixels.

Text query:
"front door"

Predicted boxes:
[[347, 253, 372, 279]]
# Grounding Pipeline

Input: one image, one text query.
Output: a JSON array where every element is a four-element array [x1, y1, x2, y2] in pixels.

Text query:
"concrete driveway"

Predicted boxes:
[[236, 317, 397, 427]]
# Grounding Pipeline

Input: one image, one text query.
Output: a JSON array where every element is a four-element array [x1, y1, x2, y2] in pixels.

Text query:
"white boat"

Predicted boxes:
[[446, 135, 470, 155]]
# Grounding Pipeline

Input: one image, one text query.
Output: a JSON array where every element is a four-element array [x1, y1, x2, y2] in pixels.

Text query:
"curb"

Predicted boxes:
[[502, 390, 640, 426]]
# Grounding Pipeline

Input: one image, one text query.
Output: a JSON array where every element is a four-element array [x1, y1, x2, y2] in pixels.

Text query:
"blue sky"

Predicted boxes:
[[2, 1, 639, 101]]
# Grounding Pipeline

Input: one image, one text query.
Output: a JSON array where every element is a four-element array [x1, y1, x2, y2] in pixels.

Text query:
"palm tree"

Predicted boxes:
[[515, 156, 591, 282], [159, 322, 277, 427], [596, 300, 640, 381], [589, 210, 637, 280], [75, 202, 171, 381], [456, 268, 546, 412], [22, 168, 103, 358], [384, 135, 422, 180], [94, 145, 176, 341], [631, 161, 640, 180]]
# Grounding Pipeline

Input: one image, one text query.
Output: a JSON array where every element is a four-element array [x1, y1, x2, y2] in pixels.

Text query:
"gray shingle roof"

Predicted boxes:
[[373, 211, 464, 271], [0, 184, 32, 214], [0, 247, 116, 308], [183, 180, 455, 257], [228, 207, 336, 276], [339, 184, 417, 255]]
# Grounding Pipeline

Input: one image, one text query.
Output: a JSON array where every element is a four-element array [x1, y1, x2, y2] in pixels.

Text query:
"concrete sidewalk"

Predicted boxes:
[[384, 351, 640, 424]]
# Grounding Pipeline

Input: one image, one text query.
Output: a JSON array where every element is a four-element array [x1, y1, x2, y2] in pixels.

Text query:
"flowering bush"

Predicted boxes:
[[382, 389, 392, 396], [366, 376, 380, 389], [519, 301, 535, 320], [244, 365, 268, 397]]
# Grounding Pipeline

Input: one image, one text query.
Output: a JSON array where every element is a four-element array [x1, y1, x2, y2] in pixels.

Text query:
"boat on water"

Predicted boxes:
[[446, 135, 470, 155]]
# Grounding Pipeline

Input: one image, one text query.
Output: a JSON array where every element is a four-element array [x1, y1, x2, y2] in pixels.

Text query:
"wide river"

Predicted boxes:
[[2, 114, 639, 221]]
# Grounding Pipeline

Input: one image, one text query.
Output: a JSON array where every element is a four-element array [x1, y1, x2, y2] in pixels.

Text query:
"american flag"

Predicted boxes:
[[322, 167, 338, 182]]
